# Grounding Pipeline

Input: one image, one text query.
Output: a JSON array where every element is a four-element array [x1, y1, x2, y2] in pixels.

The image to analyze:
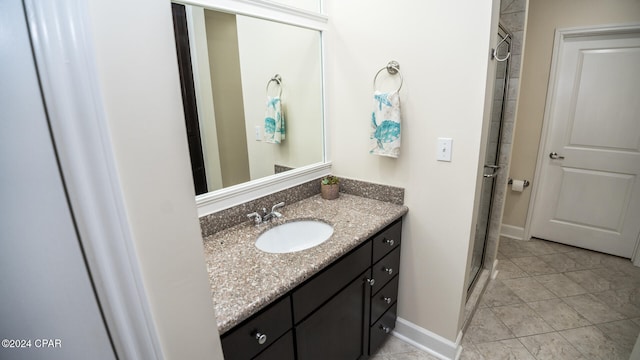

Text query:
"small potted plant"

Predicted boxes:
[[321, 175, 340, 200]]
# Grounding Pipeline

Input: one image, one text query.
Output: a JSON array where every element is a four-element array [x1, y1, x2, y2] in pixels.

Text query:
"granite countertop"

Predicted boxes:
[[202, 193, 408, 334]]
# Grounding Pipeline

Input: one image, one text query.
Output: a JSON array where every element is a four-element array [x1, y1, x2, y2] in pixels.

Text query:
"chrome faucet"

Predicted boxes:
[[247, 212, 263, 225], [247, 202, 285, 225], [263, 202, 285, 222]]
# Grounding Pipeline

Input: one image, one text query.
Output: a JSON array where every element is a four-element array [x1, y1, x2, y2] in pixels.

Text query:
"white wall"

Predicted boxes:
[[86, 1, 224, 359], [237, 15, 324, 179], [325, 0, 497, 342]]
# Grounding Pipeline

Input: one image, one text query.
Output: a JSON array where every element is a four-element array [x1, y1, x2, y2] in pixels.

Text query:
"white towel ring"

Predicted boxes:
[[373, 61, 403, 93], [266, 74, 282, 97]]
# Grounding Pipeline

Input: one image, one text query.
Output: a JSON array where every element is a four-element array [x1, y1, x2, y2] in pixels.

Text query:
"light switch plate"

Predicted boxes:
[[437, 138, 452, 162], [255, 125, 261, 141]]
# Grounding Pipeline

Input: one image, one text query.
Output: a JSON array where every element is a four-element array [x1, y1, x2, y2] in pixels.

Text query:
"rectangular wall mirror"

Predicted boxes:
[[171, 1, 326, 201], [266, 0, 322, 13]]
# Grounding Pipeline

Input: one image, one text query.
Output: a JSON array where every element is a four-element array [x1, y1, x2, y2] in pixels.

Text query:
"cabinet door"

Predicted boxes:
[[296, 270, 370, 360], [293, 241, 372, 323]]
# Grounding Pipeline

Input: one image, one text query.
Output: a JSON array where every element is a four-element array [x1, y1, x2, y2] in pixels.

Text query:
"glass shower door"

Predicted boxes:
[[467, 25, 512, 294]]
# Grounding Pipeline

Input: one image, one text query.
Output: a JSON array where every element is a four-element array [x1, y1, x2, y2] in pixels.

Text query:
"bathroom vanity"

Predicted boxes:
[[202, 194, 407, 359]]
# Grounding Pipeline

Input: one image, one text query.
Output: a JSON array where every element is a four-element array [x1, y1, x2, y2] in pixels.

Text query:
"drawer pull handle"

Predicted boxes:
[[384, 238, 395, 246], [255, 332, 267, 345], [366, 278, 376, 286], [383, 267, 393, 275], [383, 296, 392, 304], [380, 325, 391, 334]]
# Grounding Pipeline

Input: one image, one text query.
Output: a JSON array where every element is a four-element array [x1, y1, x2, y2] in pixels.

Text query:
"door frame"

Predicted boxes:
[[23, 0, 164, 358], [524, 23, 640, 264]]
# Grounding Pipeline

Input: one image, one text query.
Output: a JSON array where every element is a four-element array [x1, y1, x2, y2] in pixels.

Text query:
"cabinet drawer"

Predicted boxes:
[[221, 296, 292, 360], [372, 219, 402, 263], [253, 330, 295, 360], [369, 303, 398, 355], [371, 247, 401, 294], [371, 275, 399, 324], [292, 240, 372, 323]]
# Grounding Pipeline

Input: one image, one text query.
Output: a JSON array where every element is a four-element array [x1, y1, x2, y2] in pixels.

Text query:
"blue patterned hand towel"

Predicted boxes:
[[264, 96, 285, 144], [370, 91, 401, 158]]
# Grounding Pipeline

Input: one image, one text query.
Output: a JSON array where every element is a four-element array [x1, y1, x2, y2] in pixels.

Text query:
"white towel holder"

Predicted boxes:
[[266, 74, 282, 97]]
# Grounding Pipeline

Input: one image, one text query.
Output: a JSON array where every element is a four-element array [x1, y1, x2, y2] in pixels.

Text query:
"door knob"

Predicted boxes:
[[549, 152, 565, 160]]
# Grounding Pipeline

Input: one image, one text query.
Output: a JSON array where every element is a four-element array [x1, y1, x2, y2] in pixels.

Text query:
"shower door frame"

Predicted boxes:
[[467, 24, 513, 297]]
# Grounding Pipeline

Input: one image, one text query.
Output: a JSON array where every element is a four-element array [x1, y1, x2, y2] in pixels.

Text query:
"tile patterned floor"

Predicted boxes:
[[370, 336, 440, 360], [371, 238, 640, 359]]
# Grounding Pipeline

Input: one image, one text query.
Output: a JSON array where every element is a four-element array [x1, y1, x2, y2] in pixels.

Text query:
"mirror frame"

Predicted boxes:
[[176, 0, 331, 216]]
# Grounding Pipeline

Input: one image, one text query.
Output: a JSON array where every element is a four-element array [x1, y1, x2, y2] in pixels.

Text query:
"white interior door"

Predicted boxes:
[[530, 25, 640, 258]]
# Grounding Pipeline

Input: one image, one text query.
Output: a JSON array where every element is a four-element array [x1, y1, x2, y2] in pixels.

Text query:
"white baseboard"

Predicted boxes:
[[393, 317, 462, 360], [500, 224, 525, 240]]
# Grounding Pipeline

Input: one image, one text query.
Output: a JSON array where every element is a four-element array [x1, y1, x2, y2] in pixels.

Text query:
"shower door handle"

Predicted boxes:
[[483, 164, 500, 178]]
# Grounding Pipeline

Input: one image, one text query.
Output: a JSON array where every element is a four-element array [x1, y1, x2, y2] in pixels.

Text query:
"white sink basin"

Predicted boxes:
[[255, 220, 334, 253]]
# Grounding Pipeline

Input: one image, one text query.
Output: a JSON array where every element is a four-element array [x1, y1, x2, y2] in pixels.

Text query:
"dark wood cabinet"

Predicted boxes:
[[296, 270, 371, 360], [371, 275, 399, 324], [252, 331, 295, 360], [372, 220, 402, 263], [221, 297, 292, 360], [220, 218, 403, 359], [369, 303, 398, 355], [292, 241, 372, 323], [368, 220, 402, 356], [371, 246, 401, 294]]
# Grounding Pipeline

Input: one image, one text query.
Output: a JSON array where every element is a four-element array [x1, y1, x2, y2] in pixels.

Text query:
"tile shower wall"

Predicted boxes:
[[482, 0, 527, 278]]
